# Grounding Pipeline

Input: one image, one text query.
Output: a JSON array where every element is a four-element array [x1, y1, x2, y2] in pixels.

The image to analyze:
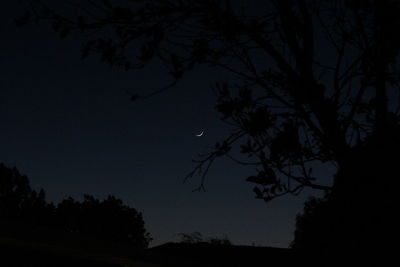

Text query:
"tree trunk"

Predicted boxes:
[[325, 122, 398, 265]]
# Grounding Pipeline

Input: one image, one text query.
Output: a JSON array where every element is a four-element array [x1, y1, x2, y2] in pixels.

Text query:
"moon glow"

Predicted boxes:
[[196, 131, 204, 137]]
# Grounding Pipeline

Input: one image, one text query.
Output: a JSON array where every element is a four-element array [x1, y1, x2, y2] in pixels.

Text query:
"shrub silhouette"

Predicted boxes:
[[177, 231, 232, 245]]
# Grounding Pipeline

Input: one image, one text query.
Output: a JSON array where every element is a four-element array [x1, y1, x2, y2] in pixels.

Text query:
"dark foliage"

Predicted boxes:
[[291, 196, 331, 250], [56, 194, 152, 249], [0, 163, 55, 235], [0, 163, 151, 250]]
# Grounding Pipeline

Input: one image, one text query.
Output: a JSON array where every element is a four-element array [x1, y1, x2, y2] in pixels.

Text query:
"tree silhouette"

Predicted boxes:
[[0, 163, 152, 250], [55, 194, 152, 249], [0, 163, 53, 237], [56, 196, 82, 234], [290, 196, 331, 250], [20, 0, 400, 263], [0, 163, 32, 218]]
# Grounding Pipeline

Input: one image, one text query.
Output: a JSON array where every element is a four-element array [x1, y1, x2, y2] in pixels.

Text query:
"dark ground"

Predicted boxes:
[[0, 238, 313, 267]]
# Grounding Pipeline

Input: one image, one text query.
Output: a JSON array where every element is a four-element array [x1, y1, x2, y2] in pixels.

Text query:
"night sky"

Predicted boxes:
[[0, 1, 332, 248]]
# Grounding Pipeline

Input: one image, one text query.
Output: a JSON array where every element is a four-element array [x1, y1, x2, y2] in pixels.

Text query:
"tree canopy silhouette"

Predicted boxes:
[[56, 194, 152, 249], [0, 163, 152, 249], [0, 163, 53, 235], [19, 0, 400, 263]]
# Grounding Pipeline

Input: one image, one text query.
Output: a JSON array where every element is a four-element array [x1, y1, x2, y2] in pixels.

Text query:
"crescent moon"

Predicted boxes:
[[196, 131, 204, 137]]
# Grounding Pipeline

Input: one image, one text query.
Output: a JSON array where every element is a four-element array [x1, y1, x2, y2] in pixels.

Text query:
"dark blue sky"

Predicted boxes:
[[0, 1, 333, 248]]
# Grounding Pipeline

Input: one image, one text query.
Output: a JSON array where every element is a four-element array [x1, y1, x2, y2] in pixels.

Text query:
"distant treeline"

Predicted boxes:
[[0, 163, 152, 250]]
